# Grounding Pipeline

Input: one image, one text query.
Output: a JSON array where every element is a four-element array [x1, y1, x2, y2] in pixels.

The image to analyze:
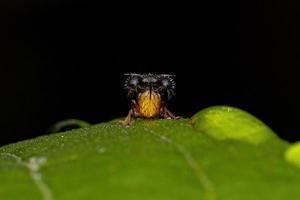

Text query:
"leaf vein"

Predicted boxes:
[[144, 127, 217, 200], [0, 153, 54, 200]]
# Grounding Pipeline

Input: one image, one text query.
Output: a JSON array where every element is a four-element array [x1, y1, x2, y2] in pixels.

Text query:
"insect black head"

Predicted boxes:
[[124, 73, 176, 101], [124, 73, 143, 98], [157, 74, 176, 100]]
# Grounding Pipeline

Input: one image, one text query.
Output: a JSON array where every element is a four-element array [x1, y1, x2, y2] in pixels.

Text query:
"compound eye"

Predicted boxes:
[[142, 76, 158, 83], [129, 77, 139, 86], [142, 77, 149, 83], [142, 77, 152, 83], [161, 79, 170, 87], [150, 77, 158, 83]]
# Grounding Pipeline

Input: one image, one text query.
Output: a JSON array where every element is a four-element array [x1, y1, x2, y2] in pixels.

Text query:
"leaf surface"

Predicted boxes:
[[1, 106, 300, 200]]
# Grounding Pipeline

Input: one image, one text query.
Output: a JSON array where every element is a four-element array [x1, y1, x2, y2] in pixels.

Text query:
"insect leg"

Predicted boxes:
[[120, 109, 135, 126], [161, 105, 181, 119], [120, 100, 139, 126]]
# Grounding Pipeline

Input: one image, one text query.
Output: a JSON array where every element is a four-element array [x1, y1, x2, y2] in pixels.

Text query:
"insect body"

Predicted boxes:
[[121, 73, 180, 126], [137, 90, 161, 118]]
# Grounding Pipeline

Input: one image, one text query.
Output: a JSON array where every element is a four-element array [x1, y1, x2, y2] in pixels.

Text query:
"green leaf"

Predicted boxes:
[[0, 106, 300, 200], [191, 106, 277, 144]]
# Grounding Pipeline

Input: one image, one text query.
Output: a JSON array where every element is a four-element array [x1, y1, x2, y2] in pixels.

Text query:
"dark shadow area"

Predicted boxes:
[[1, 1, 300, 146]]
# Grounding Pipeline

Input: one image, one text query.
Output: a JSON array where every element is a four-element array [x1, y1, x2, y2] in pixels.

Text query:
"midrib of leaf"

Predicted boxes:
[[143, 126, 216, 200]]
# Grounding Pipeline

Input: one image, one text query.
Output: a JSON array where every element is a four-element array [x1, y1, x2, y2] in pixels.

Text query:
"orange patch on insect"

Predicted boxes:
[[137, 90, 161, 118]]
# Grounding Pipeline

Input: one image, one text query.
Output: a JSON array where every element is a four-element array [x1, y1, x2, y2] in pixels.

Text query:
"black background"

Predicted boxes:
[[1, 1, 300, 146]]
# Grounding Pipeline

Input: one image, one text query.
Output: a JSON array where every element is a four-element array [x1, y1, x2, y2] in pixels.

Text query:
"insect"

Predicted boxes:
[[120, 73, 180, 126]]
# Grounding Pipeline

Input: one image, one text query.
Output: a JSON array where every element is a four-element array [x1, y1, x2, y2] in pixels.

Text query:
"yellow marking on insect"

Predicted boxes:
[[138, 90, 161, 118]]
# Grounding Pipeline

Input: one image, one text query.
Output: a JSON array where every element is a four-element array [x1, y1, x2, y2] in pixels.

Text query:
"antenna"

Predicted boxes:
[[124, 73, 143, 76], [159, 74, 176, 77]]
